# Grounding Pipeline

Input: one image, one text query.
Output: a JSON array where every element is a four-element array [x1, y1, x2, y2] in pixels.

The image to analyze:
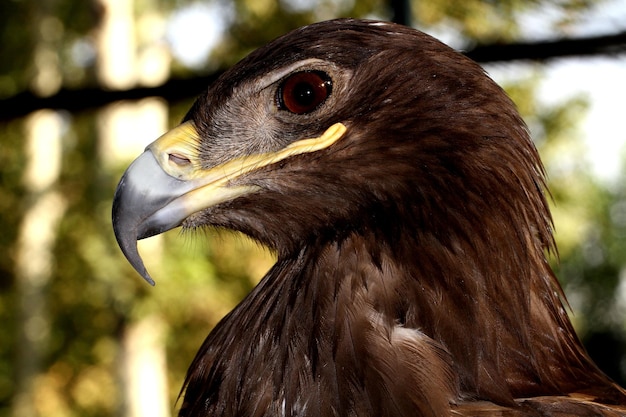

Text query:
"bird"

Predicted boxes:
[[112, 18, 626, 417]]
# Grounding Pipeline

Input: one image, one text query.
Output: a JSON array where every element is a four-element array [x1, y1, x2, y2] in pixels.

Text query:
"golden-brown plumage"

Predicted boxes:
[[112, 19, 626, 416]]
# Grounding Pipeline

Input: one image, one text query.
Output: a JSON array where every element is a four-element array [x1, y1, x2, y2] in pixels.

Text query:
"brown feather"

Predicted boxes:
[[171, 19, 626, 416]]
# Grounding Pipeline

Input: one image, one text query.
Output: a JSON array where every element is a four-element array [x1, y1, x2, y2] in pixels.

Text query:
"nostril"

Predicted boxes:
[[169, 153, 191, 166]]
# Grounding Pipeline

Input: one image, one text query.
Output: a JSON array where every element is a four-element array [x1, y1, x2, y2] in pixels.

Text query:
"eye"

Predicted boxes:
[[277, 71, 332, 114]]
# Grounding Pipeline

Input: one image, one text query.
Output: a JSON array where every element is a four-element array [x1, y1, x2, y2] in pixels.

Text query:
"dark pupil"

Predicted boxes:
[[279, 71, 331, 114], [292, 82, 316, 107]]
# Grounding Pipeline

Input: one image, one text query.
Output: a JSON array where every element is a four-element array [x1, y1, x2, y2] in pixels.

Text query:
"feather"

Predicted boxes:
[[112, 18, 626, 416]]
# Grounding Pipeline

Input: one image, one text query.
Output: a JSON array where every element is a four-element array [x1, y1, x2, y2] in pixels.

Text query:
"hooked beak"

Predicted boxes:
[[112, 121, 347, 285]]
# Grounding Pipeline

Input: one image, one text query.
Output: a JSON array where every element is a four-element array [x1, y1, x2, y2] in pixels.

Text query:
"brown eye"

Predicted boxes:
[[277, 71, 332, 114]]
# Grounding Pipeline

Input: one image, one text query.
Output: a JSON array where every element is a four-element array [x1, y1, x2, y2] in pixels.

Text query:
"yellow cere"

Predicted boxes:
[[148, 120, 204, 180], [150, 122, 347, 186]]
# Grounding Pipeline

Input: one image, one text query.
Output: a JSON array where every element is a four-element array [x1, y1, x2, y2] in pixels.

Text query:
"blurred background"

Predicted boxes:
[[1, 0, 626, 416]]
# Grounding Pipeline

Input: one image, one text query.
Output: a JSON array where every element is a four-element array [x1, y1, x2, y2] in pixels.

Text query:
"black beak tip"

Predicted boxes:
[[112, 219, 157, 286], [112, 179, 157, 286], [142, 273, 156, 287]]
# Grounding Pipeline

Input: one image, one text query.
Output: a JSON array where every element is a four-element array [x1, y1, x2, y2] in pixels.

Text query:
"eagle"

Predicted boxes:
[[112, 19, 626, 416]]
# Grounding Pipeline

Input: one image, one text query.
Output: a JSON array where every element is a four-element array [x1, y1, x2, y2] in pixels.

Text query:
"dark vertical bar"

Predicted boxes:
[[391, 0, 411, 26]]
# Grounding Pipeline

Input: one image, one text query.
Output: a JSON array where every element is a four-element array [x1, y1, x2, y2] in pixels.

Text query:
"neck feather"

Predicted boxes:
[[179, 228, 620, 417]]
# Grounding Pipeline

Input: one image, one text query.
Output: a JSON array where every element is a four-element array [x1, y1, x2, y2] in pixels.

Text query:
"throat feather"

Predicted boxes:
[[180, 232, 616, 416]]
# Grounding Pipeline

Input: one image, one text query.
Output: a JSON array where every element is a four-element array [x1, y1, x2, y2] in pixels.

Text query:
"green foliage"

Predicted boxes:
[[0, 119, 26, 415], [412, 0, 598, 43], [0, 2, 34, 97]]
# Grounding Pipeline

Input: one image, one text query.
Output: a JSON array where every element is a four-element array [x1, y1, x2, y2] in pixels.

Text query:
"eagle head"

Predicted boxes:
[[113, 19, 545, 284], [112, 18, 626, 417]]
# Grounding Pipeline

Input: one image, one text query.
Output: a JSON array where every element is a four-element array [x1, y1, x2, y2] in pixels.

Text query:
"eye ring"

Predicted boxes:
[[277, 71, 332, 114]]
